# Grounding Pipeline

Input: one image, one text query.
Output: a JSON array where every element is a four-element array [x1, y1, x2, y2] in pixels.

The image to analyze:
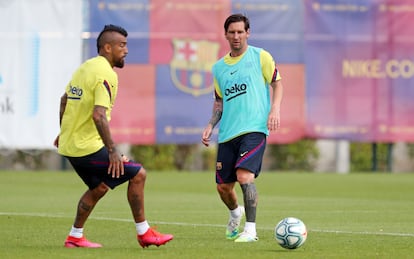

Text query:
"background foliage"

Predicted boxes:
[[350, 143, 392, 172], [0, 141, 411, 172], [267, 139, 319, 171]]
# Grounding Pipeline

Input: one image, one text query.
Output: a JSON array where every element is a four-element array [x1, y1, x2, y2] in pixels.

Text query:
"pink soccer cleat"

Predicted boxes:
[[64, 236, 102, 248], [137, 228, 173, 248]]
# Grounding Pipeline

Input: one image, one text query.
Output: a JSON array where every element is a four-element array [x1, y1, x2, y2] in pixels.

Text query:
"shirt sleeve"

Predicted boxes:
[[94, 78, 111, 108], [213, 78, 222, 99], [260, 50, 282, 84]]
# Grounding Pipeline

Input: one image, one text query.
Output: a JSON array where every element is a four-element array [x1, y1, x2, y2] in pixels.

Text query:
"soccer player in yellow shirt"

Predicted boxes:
[[55, 24, 173, 248]]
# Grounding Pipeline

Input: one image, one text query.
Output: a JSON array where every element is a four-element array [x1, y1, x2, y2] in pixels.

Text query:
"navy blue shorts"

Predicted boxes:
[[216, 132, 266, 184], [66, 147, 142, 190]]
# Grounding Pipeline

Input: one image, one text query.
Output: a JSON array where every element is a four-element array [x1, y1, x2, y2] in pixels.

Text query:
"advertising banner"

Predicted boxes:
[[0, 0, 83, 149], [305, 0, 414, 142], [3, 0, 414, 149]]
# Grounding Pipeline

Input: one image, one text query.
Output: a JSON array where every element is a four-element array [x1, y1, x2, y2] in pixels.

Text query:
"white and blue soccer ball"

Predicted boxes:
[[275, 217, 307, 249]]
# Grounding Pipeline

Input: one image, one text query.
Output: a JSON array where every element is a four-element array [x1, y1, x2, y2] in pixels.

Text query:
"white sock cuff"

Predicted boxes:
[[244, 221, 256, 235], [136, 220, 150, 235], [230, 206, 242, 218], [69, 225, 83, 238]]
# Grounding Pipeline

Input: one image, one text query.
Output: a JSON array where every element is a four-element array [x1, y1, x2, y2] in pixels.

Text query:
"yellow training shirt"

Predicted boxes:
[[58, 56, 118, 157]]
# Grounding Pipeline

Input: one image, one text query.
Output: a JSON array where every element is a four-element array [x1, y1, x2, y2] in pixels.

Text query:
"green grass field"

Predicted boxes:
[[0, 171, 413, 259]]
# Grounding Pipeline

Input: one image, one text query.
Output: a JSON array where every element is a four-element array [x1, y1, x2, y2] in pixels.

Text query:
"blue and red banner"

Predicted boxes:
[[87, 0, 414, 144], [305, 0, 414, 142]]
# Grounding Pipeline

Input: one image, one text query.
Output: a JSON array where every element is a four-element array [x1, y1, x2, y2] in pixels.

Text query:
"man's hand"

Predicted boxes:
[[107, 149, 124, 178], [202, 124, 213, 147], [267, 109, 281, 131], [53, 135, 59, 148]]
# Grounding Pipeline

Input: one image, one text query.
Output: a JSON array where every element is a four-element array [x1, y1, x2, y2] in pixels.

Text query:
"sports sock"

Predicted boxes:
[[136, 220, 150, 235], [230, 206, 242, 218], [69, 226, 83, 238], [244, 221, 256, 236]]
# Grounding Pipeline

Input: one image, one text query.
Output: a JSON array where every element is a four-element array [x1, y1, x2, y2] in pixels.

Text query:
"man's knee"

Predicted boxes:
[[130, 167, 146, 183], [91, 182, 109, 199], [236, 168, 254, 184], [217, 183, 233, 194]]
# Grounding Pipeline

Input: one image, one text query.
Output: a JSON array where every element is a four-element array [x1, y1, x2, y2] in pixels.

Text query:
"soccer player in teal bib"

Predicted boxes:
[[202, 14, 283, 242]]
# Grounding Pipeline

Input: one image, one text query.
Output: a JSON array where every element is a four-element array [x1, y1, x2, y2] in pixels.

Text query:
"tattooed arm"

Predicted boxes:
[[54, 93, 68, 148], [93, 105, 124, 178], [202, 97, 223, 147]]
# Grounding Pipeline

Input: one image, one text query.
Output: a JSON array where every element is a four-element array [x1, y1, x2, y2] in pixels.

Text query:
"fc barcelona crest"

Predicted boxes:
[[170, 39, 219, 97]]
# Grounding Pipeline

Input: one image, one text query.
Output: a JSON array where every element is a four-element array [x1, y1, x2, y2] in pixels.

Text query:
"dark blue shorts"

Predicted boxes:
[[66, 147, 142, 190], [216, 132, 266, 184]]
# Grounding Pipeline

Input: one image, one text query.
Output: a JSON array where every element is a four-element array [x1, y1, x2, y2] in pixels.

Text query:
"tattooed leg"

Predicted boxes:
[[128, 168, 147, 223], [73, 183, 108, 228], [240, 183, 258, 222]]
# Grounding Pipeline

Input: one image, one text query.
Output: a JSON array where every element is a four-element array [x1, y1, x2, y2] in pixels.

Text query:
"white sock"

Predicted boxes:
[[244, 222, 256, 236], [69, 226, 83, 238], [135, 220, 150, 235], [230, 206, 242, 218]]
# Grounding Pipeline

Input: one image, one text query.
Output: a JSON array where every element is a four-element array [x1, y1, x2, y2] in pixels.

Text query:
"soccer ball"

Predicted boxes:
[[274, 217, 307, 249]]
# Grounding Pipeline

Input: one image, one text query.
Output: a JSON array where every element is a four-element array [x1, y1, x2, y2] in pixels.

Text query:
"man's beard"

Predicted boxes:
[[114, 59, 125, 68]]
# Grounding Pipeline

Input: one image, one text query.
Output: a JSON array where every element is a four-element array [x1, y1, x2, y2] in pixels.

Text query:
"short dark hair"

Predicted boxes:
[[224, 14, 250, 32], [96, 24, 128, 53]]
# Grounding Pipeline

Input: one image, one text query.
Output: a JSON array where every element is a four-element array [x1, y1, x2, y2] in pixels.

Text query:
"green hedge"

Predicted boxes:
[[266, 139, 319, 171], [350, 143, 392, 172]]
